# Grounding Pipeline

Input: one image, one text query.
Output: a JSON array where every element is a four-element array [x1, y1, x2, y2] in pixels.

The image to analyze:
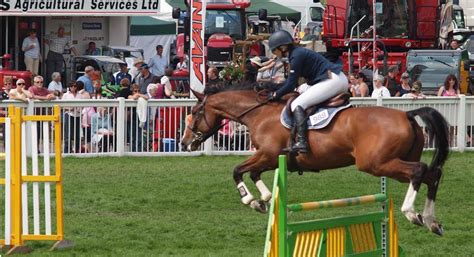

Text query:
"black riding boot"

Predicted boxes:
[[292, 106, 308, 153]]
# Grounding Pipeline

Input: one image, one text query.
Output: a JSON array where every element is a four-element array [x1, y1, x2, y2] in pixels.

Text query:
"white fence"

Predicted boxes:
[[0, 96, 473, 157]]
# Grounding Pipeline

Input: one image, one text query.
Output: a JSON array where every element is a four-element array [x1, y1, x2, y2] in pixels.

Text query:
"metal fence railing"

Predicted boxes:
[[0, 96, 472, 157]]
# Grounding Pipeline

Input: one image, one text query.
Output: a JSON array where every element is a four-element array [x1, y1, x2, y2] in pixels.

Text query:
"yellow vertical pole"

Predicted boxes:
[[10, 106, 23, 246], [53, 105, 64, 240]]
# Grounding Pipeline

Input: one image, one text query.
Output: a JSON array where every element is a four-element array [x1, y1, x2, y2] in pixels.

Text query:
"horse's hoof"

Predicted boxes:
[[250, 200, 268, 214], [412, 213, 424, 226], [429, 221, 444, 236]]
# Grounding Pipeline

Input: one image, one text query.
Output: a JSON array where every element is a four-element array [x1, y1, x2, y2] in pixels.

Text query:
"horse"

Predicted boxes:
[[181, 83, 449, 236]]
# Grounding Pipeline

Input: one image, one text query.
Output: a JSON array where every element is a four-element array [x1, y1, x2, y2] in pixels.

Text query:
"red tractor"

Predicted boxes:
[[322, 0, 458, 75], [172, 0, 252, 68], [0, 54, 33, 88]]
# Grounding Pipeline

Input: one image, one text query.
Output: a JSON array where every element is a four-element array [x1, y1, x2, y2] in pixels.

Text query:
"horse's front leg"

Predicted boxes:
[[233, 153, 276, 213]]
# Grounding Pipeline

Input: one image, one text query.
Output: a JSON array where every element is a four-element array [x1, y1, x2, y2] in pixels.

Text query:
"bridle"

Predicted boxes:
[[187, 91, 270, 146]]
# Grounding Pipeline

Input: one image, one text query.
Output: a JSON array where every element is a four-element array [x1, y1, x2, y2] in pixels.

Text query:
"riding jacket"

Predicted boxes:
[[274, 47, 342, 99]]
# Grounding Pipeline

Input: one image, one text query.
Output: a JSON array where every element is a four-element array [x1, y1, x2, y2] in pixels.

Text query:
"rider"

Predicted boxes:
[[267, 30, 348, 153]]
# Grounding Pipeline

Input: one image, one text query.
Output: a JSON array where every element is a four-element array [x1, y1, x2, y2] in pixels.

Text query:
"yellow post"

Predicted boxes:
[[10, 106, 22, 247], [53, 105, 64, 240]]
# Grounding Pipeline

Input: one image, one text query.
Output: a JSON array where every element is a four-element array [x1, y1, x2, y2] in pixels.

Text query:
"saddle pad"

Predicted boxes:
[[280, 103, 352, 130]]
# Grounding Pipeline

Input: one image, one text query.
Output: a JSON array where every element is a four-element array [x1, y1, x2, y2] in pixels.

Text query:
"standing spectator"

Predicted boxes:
[[1, 77, 13, 100], [160, 67, 175, 98], [301, 27, 316, 41], [206, 66, 222, 88], [61, 82, 83, 153], [349, 73, 369, 97], [402, 81, 426, 99], [77, 66, 95, 94], [438, 74, 460, 96], [130, 59, 144, 82], [8, 79, 31, 102], [115, 63, 132, 85], [135, 63, 159, 94], [84, 41, 100, 55], [48, 72, 63, 98], [22, 29, 41, 75], [398, 72, 412, 96], [176, 56, 188, 70], [29, 75, 56, 101], [128, 84, 148, 152], [148, 45, 168, 77], [45, 26, 78, 84], [384, 65, 400, 96], [371, 74, 391, 98], [118, 78, 132, 98]]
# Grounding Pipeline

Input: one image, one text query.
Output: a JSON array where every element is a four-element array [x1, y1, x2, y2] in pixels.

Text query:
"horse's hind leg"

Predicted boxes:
[[422, 167, 444, 236], [366, 158, 426, 226]]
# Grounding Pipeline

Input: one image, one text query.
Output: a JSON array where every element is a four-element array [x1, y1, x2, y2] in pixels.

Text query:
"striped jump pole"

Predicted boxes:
[[264, 155, 402, 257], [0, 105, 73, 254]]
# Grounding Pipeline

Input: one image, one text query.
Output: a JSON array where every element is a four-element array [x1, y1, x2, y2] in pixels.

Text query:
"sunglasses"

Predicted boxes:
[[17, 83, 25, 86]]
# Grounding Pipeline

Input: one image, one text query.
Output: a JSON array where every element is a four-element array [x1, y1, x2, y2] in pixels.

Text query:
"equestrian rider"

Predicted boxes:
[[267, 30, 348, 153]]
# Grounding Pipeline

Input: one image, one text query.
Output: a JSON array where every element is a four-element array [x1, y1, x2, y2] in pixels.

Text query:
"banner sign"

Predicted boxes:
[[0, 0, 160, 16], [190, 0, 206, 93]]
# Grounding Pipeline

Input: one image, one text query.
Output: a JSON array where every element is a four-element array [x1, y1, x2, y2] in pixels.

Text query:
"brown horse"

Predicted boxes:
[[181, 84, 449, 236]]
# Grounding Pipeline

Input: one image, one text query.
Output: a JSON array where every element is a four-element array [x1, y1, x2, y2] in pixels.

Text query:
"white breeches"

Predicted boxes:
[[291, 72, 349, 111]]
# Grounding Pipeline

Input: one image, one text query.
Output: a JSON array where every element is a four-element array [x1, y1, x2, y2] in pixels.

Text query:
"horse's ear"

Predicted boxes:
[[191, 89, 205, 101]]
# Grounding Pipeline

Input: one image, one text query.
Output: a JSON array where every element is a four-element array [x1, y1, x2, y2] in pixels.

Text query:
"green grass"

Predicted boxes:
[[10, 152, 474, 256]]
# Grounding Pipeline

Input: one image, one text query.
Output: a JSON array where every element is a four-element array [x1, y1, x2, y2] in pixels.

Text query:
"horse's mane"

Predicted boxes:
[[203, 81, 283, 95]]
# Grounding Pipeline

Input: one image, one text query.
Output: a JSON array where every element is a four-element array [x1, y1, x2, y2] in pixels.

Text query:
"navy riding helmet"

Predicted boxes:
[[268, 30, 294, 51]]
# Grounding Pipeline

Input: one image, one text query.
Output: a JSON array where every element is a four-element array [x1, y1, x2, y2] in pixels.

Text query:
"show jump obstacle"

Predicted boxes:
[[264, 155, 403, 257], [0, 105, 72, 254]]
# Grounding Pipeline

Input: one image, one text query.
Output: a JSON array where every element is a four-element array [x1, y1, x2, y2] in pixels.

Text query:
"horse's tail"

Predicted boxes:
[[406, 107, 450, 171]]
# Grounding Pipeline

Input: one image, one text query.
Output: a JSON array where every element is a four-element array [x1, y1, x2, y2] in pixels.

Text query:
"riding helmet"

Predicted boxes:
[[268, 30, 294, 51]]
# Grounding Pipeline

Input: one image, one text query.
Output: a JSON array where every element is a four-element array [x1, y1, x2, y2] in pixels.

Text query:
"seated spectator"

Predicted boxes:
[[115, 63, 132, 85], [9, 78, 31, 102], [91, 107, 114, 152], [438, 74, 460, 96], [302, 27, 317, 41], [160, 67, 175, 98], [29, 75, 56, 101], [402, 81, 426, 99], [84, 41, 100, 55], [176, 56, 188, 70], [398, 72, 412, 96], [349, 73, 369, 97], [1, 76, 13, 100], [48, 72, 63, 98], [371, 74, 391, 98]]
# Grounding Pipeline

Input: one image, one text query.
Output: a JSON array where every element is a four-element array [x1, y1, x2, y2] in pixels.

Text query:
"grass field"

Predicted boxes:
[[11, 152, 474, 256]]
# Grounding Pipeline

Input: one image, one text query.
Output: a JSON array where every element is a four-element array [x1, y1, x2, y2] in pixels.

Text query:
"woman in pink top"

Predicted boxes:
[[437, 74, 460, 96]]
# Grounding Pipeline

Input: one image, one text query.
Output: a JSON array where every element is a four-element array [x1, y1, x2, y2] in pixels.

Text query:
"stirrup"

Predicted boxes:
[[291, 142, 308, 153]]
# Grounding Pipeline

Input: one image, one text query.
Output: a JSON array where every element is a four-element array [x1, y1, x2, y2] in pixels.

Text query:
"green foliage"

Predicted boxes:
[[218, 62, 245, 83], [16, 152, 474, 256]]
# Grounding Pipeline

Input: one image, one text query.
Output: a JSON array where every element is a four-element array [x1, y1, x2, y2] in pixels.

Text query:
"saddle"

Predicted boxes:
[[280, 92, 352, 130]]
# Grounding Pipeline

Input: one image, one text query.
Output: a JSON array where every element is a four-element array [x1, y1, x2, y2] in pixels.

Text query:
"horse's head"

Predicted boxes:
[[181, 90, 222, 151]]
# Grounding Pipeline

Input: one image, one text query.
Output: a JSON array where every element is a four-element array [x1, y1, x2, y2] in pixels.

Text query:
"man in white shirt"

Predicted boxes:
[[45, 26, 78, 83], [371, 74, 391, 98], [148, 45, 168, 77], [22, 29, 41, 75]]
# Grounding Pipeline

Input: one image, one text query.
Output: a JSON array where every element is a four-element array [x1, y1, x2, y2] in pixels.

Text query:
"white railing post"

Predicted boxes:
[[25, 101, 35, 157], [376, 96, 383, 107], [457, 95, 466, 152], [204, 138, 213, 155], [116, 98, 126, 156]]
